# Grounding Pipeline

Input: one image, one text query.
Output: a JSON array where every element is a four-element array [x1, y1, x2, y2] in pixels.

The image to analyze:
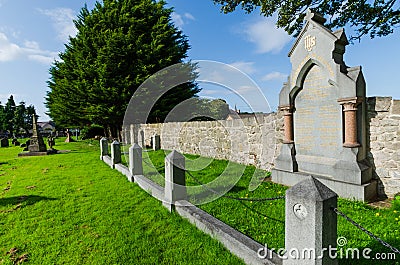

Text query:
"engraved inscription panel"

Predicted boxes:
[[294, 65, 342, 158]]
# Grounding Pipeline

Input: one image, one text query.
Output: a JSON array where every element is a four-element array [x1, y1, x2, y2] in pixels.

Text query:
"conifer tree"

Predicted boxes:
[[46, 0, 199, 139]]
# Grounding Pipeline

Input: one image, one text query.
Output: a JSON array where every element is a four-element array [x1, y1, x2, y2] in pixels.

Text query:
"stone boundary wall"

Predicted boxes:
[[137, 113, 283, 172], [133, 97, 400, 197], [367, 97, 400, 196]]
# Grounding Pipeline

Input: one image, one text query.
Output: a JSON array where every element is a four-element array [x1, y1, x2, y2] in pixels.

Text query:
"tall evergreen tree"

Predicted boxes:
[[0, 103, 5, 133], [46, 0, 200, 139], [4, 95, 16, 136], [0, 96, 36, 136]]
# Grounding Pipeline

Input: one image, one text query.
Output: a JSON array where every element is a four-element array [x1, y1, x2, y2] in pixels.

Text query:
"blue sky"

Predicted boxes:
[[0, 0, 399, 121]]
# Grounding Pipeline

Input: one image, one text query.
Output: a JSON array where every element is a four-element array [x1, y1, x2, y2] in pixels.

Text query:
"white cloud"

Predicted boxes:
[[229, 61, 256, 75], [171, 12, 184, 28], [199, 89, 220, 95], [241, 17, 291, 54], [184, 13, 195, 21], [0, 33, 21, 61], [171, 12, 195, 28], [262, 71, 287, 81], [200, 70, 226, 84], [236, 85, 258, 94], [0, 32, 58, 64], [27, 54, 55, 65], [38, 8, 77, 41], [24, 40, 40, 50]]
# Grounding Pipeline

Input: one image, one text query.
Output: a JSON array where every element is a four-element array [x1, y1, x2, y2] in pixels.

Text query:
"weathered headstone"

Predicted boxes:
[[100, 137, 108, 159], [140, 130, 145, 148], [12, 138, 19, 146], [47, 136, 55, 150], [152, 134, 161, 150], [272, 10, 376, 201], [65, 129, 75, 143], [163, 150, 186, 211], [111, 140, 121, 167], [22, 140, 30, 151], [284, 177, 337, 265], [28, 115, 47, 152], [129, 143, 143, 181], [0, 138, 9, 147]]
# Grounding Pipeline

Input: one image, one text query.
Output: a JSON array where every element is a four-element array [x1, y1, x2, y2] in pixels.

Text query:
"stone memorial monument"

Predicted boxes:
[[272, 10, 377, 201], [28, 114, 47, 152]]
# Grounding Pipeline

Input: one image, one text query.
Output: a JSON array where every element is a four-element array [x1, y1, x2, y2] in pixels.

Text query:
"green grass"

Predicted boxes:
[[0, 139, 245, 264], [141, 150, 400, 265]]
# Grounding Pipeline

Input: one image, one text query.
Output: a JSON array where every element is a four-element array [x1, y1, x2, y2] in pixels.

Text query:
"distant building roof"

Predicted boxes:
[[226, 109, 271, 120], [37, 121, 55, 131]]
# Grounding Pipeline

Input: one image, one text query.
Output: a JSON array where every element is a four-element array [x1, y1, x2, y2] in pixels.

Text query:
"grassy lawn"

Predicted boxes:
[[0, 139, 244, 264], [138, 149, 400, 265]]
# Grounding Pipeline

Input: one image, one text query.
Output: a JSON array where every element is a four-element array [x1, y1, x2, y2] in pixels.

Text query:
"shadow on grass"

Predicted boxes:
[[0, 195, 56, 207], [0, 162, 8, 165]]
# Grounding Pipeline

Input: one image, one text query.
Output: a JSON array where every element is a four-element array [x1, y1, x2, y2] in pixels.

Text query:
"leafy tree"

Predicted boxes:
[[23, 105, 36, 134], [0, 103, 4, 132], [163, 97, 230, 122], [13, 102, 26, 135], [0, 96, 36, 136], [46, 0, 200, 139], [4, 95, 16, 136], [213, 0, 400, 41]]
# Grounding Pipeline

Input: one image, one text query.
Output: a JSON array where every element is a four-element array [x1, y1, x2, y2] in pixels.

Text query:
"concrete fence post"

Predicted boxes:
[[100, 137, 108, 160], [163, 150, 187, 212], [152, 134, 161, 151], [284, 176, 338, 265], [111, 140, 121, 168], [129, 143, 143, 182]]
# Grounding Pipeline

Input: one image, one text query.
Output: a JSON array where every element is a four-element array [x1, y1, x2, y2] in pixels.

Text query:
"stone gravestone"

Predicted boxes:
[[272, 10, 377, 201], [0, 138, 9, 147], [28, 114, 47, 152], [65, 129, 75, 143]]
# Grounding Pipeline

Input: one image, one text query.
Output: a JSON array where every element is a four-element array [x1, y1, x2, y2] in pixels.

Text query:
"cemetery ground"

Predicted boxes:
[[0, 139, 244, 264], [1, 140, 399, 264], [130, 148, 400, 264]]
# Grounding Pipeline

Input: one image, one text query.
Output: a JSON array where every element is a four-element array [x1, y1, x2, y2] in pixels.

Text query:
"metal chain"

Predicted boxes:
[[333, 207, 400, 255], [186, 171, 285, 202]]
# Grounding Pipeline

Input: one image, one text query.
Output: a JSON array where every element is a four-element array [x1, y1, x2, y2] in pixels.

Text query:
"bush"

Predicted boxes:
[[80, 125, 104, 140]]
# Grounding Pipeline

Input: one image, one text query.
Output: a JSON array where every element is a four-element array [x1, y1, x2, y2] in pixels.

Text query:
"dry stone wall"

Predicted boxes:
[[138, 113, 283, 171], [367, 97, 400, 196], [133, 96, 400, 197]]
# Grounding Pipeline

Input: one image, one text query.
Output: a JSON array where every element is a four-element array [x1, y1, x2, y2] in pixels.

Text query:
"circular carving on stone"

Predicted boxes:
[[293, 203, 308, 220]]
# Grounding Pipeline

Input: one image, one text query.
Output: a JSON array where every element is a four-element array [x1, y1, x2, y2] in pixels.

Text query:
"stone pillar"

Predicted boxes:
[[152, 134, 161, 150], [140, 131, 145, 148], [111, 140, 121, 167], [129, 143, 143, 182], [280, 105, 294, 144], [284, 177, 338, 265], [338, 98, 361, 148], [100, 137, 108, 160], [163, 150, 187, 212]]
